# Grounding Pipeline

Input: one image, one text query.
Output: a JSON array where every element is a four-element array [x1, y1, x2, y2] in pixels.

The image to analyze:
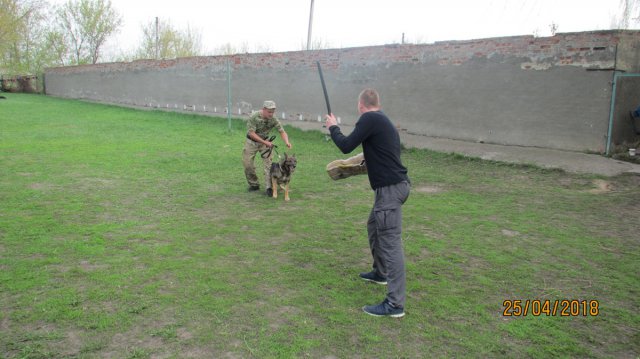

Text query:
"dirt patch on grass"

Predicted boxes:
[[79, 260, 108, 271], [588, 179, 613, 194], [177, 327, 193, 340], [266, 304, 303, 330], [77, 177, 119, 188], [28, 182, 58, 191], [104, 331, 164, 357], [1, 316, 9, 332], [501, 229, 521, 237], [60, 330, 85, 357], [414, 185, 445, 194]]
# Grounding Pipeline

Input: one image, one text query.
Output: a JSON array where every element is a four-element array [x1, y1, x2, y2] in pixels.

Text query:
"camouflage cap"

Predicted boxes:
[[263, 100, 276, 109]]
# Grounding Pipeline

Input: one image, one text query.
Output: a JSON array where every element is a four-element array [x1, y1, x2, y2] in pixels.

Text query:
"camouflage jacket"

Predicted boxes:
[[246, 111, 284, 139]]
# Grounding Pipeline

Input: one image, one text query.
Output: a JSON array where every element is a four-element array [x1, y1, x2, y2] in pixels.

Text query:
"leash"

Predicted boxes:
[[260, 135, 280, 159]]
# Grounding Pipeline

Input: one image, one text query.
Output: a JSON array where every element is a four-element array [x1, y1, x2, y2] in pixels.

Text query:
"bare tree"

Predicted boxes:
[[614, 0, 640, 28], [209, 41, 273, 56], [300, 38, 332, 51], [55, 0, 123, 64], [136, 18, 202, 59], [211, 42, 238, 56]]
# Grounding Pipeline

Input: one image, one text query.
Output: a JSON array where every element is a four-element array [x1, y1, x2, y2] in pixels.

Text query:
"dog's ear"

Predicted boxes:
[[284, 153, 288, 159]]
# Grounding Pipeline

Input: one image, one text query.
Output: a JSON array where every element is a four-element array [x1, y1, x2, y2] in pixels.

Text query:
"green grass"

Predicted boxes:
[[1, 93, 639, 358]]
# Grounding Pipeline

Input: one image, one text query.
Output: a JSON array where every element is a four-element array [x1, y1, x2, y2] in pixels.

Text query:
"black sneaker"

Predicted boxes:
[[248, 185, 260, 192], [359, 271, 387, 285], [363, 299, 405, 318], [266, 188, 273, 197]]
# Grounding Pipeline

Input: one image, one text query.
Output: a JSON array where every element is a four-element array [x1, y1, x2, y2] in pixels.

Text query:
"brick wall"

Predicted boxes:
[[44, 30, 640, 152]]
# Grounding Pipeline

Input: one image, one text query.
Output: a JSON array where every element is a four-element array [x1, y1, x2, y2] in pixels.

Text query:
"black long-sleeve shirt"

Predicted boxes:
[[329, 110, 409, 190]]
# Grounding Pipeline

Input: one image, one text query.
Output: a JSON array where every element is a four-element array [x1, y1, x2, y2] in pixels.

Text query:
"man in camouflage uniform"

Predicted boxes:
[[243, 100, 292, 196]]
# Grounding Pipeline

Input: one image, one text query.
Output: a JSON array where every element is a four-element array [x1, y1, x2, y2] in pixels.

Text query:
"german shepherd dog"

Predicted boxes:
[[270, 153, 297, 201]]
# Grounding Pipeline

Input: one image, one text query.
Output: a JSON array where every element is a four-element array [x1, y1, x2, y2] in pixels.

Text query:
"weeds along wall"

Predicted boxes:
[[44, 30, 640, 153]]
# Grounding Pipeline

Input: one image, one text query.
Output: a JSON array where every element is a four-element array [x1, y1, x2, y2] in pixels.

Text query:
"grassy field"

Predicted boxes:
[[1, 93, 639, 358]]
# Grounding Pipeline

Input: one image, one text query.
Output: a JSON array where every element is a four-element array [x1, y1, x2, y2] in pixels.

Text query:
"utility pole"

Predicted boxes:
[[307, 0, 314, 50], [227, 59, 232, 132], [155, 17, 159, 59]]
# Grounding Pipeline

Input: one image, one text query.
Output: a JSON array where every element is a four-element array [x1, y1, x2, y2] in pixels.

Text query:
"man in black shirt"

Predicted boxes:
[[325, 88, 410, 318]]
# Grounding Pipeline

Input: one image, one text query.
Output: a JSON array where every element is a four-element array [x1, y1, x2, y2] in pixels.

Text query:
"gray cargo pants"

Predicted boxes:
[[367, 180, 410, 308]]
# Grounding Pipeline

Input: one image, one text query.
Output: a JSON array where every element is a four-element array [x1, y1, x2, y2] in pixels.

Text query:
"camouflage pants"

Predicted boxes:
[[242, 138, 272, 189]]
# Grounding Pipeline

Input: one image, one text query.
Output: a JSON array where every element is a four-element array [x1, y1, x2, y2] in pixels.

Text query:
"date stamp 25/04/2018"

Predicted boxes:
[[502, 299, 599, 317]]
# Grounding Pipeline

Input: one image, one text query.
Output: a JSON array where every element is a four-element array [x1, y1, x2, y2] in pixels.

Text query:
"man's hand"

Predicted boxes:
[[280, 132, 292, 149], [325, 113, 338, 128]]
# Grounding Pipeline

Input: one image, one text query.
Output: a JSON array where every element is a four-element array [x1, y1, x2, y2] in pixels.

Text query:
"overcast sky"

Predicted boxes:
[[52, 0, 633, 57]]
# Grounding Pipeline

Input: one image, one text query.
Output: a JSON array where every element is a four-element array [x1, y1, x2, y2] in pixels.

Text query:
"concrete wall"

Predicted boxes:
[[45, 30, 640, 153], [612, 32, 640, 148], [612, 75, 640, 145]]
